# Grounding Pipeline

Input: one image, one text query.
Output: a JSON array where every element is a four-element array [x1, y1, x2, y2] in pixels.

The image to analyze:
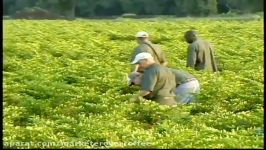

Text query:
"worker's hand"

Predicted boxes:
[[129, 94, 143, 103], [128, 72, 142, 86], [123, 73, 131, 85], [132, 71, 141, 75], [162, 61, 168, 67]]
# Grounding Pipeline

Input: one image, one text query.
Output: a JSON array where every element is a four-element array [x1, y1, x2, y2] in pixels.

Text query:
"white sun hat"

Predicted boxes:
[[131, 52, 153, 64], [135, 31, 149, 38]]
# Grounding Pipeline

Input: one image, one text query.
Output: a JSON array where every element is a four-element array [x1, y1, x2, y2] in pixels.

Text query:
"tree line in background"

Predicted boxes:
[[3, 0, 264, 19]]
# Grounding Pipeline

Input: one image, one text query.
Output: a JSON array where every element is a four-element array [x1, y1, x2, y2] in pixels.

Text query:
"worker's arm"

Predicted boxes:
[[133, 64, 139, 72], [161, 61, 168, 67], [130, 91, 151, 102], [160, 51, 168, 66], [130, 91, 150, 103], [158, 46, 168, 67], [140, 68, 157, 98], [129, 70, 155, 103], [186, 44, 197, 68], [209, 43, 220, 72], [140, 90, 151, 97]]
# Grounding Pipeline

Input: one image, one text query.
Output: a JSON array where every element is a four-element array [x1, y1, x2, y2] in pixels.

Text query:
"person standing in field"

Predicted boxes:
[[184, 30, 221, 72], [132, 31, 168, 73], [131, 52, 177, 106], [129, 68, 200, 104]]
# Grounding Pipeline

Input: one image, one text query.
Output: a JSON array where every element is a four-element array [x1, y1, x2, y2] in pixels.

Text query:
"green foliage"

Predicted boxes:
[[181, 0, 217, 16], [3, 0, 264, 17], [227, 0, 264, 13], [3, 19, 264, 148]]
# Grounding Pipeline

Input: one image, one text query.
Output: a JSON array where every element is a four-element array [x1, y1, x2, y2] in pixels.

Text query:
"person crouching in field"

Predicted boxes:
[[129, 65, 200, 104], [184, 30, 222, 72], [130, 52, 177, 106], [131, 31, 168, 73]]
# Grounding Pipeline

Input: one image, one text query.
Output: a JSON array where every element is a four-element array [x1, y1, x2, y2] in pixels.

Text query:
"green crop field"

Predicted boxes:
[[3, 19, 264, 149]]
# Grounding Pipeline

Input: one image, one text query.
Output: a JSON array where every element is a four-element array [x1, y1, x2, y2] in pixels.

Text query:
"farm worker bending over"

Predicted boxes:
[[129, 68, 200, 104], [131, 52, 177, 106], [132, 31, 168, 73], [184, 30, 221, 72]]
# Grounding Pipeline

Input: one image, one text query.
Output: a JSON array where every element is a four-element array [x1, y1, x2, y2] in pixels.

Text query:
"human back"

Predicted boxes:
[[134, 41, 166, 65], [143, 64, 176, 100], [192, 39, 217, 71], [132, 31, 168, 73], [131, 52, 177, 106], [185, 30, 218, 72], [170, 68, 195, 85]]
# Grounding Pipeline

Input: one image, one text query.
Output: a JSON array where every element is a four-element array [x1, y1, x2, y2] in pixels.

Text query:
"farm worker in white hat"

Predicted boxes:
[[129, 68, 200, 104], [131, 31, 168, 73], [130, 52, 177, 106]]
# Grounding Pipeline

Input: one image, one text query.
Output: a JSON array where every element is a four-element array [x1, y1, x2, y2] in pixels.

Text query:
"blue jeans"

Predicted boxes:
[[175, 79, 200, 104]]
